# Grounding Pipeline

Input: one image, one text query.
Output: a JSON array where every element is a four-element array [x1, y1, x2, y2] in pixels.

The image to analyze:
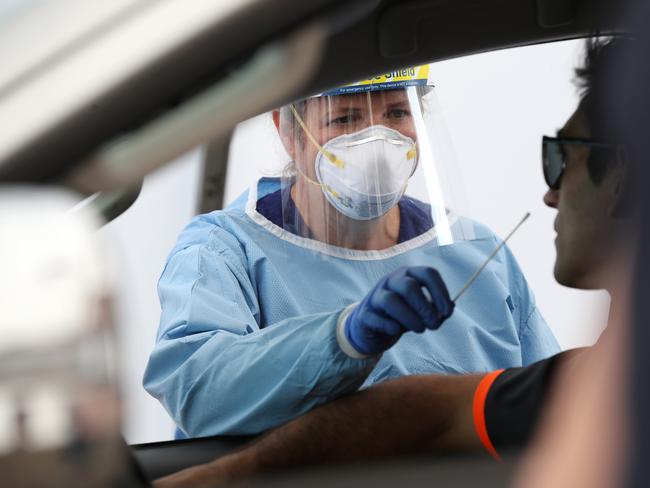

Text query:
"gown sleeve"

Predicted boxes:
[[143, 226, 376, 437], [518, 304, 561, 365], [500, 244, 561, 365]]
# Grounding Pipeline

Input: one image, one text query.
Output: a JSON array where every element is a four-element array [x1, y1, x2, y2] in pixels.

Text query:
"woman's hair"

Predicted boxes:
[[275, 100, 308, 176]]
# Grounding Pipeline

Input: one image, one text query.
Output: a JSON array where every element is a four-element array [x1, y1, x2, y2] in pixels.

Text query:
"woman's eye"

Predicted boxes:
[[328, 114, 355, 125], [387, 108, 410, 119]]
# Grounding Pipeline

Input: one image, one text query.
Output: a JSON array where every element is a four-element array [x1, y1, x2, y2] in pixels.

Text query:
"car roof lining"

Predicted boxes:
[[305, 0, 628, 100]]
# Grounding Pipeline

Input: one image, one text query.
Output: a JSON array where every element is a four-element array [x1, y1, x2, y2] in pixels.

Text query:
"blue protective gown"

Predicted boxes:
[[144, 178, 559, 437]]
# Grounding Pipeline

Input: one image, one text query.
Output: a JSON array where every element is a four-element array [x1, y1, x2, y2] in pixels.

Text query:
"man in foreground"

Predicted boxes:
[[154, 36, 635, 488]]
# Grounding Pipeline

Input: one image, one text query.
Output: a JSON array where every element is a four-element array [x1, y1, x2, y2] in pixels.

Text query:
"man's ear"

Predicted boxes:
[[272, 109, 296, 161], [608, 145, 632, 218]]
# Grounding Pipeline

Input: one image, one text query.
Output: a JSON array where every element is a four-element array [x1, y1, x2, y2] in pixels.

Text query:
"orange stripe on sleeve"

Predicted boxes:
[[473, 369, 506, 462]]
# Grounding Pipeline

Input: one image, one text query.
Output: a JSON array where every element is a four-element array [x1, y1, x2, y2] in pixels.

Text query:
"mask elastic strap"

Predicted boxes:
[[292, 161, 321, 187], [291, 160, 344, 200], [289, 104, 345, 168]]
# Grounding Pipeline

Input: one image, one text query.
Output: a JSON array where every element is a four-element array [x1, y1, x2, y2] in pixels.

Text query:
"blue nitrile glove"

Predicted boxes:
[[344, 266, 454, 356]]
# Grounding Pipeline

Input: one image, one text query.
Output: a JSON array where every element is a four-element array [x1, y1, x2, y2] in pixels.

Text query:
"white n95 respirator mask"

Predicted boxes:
[[314, 125, 418, 220]]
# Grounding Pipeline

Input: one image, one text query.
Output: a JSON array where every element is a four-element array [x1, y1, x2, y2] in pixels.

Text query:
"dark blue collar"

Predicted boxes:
[[256, 186, 433, 243]]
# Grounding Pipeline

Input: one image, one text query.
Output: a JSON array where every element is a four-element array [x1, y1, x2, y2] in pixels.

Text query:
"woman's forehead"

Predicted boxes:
[[307, 89, 410, 110]]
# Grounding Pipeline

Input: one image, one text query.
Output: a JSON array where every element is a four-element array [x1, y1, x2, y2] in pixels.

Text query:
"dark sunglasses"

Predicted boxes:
[[542, 135, 613, 189]]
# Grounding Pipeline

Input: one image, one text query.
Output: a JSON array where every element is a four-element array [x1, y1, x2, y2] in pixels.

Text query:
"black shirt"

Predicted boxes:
[[473, 348, 587, 460]]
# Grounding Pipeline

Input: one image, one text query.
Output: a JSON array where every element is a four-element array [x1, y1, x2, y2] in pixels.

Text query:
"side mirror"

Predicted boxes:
[[0, 186, 142, 487]]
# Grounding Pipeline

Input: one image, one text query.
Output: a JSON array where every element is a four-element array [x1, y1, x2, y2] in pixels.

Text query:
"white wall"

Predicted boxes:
[[109, 39, 610, 444]]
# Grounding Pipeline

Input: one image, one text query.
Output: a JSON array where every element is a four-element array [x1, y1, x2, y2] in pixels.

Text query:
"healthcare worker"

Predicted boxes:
[[144, 65, 559, 438]]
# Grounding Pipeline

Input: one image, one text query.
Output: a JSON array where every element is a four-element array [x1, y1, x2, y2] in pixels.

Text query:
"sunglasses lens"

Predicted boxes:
[[543, 139, 564, 189]]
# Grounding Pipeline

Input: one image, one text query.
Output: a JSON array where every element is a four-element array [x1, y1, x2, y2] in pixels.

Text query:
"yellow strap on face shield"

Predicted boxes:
[[293, 162, 323, 187], [289, 104, 345, 169]]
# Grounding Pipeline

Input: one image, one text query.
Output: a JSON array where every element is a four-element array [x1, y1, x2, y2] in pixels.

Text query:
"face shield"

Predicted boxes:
[[269, 65, 475, 253]]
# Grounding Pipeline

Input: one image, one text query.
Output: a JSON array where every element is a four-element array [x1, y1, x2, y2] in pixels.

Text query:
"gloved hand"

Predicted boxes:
[[344, 266, 454, 356]]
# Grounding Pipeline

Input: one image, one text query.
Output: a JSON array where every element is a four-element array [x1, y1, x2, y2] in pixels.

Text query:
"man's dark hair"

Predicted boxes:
[[574, 36, 627, 184]]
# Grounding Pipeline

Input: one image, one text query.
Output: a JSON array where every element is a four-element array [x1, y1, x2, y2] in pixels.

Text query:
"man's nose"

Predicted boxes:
[[543, 188, 559, 208]]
